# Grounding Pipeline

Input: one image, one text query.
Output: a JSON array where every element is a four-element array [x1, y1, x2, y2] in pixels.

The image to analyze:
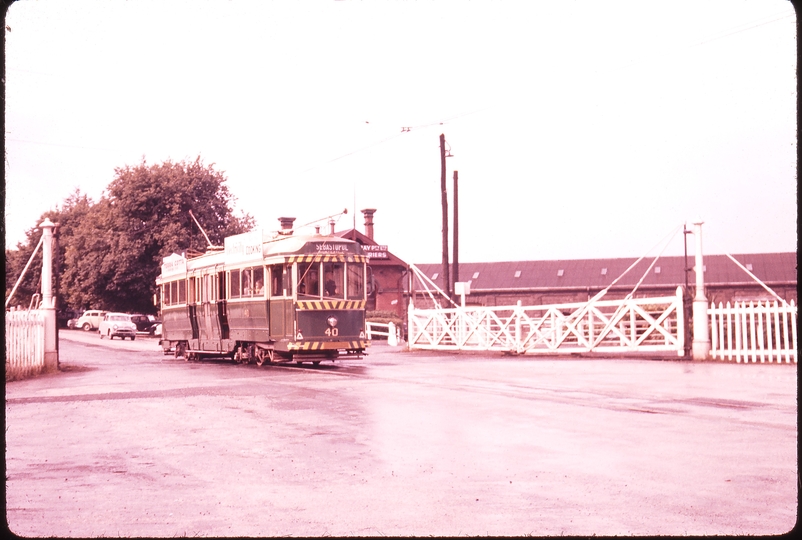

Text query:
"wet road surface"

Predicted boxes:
[[5, 330, 797, 536]]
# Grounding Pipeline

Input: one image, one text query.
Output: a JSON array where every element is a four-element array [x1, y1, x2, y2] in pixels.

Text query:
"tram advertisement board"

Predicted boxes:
[[225, 230, 264, 265], [161, 253, 187, 278]]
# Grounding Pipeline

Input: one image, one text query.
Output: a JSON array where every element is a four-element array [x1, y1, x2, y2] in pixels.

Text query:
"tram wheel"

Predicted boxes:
[[254, 348, 270, 366], [312, 361, 320, 366]]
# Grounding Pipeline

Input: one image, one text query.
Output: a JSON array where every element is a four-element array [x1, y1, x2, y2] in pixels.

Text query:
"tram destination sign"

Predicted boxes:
[[161, 253, 187, 278], [306, 241, 359, 255]]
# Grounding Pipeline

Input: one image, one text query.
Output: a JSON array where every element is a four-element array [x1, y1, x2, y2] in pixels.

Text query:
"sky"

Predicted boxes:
[[4, 0, 797, 265]]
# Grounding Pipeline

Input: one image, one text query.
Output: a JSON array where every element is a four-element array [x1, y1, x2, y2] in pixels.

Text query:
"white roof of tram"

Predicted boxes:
[[159, 230, 363, 279]]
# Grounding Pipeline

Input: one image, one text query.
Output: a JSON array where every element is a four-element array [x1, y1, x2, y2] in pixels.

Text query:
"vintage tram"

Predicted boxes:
[[156, 226, 369, 364]]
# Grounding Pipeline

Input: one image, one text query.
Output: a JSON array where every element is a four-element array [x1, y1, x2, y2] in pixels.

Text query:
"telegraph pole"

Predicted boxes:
[[452, 170, 459, 289], [440, 134, 451, 298]]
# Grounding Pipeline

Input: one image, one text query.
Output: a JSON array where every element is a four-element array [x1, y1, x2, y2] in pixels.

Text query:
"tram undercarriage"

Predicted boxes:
[[164, 339, 365, 366]]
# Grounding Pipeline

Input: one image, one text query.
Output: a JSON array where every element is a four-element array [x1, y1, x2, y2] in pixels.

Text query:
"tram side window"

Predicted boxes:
[[347, 263, 365, 300], [163, 279, 187, 306], [270, 264, 284, 297], [322, 262, 344, 299], [298, 262, 320, 298], [217, 272, 226, 301], [188, 277, 198, 304], [230, 269, 241, 298], [251, 267, 264, 296], [242, 268, 253, 296]]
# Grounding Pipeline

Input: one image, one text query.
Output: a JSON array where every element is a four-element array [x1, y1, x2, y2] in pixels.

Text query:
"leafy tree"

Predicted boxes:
[[60, 157, 254, 314], [7, 157, 253, 316]]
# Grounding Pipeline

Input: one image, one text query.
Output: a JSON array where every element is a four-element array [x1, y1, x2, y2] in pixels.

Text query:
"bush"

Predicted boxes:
[[366, 310, 404, 326]]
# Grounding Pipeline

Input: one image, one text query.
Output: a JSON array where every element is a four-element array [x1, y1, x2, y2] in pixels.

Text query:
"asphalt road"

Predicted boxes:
[[5, 330, 798, 537]]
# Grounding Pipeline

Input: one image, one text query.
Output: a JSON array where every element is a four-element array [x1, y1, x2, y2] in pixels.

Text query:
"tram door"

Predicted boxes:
[[200, 272, 219, 345], [188, 275, 200, 341], [268, 263, 292, 337], [216, 269, 230, 340]]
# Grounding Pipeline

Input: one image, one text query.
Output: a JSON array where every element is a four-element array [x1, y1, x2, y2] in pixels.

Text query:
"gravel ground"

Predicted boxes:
[[4, 331, 798, 537]]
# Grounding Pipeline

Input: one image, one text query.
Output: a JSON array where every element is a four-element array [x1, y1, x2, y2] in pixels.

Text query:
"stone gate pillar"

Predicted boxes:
[[691, 219, 711, 360], [40, 218, 59, 371]]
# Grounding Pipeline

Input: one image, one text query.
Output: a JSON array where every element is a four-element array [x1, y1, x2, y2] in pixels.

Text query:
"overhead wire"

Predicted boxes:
[[298, 107, 489, 175], [692, 9, 795, 47]]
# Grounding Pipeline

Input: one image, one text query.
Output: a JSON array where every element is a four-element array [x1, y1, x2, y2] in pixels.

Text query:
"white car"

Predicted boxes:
[[75, 310, 107, 332], [98, 313, 137, 340]]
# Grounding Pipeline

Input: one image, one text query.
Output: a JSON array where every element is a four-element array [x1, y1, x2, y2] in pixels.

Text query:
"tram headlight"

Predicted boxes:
[[327, 316, 338, 327]]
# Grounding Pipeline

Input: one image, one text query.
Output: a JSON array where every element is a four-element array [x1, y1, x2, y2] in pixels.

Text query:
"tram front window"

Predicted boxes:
[[347, 263, 365, 300], [322, 262, 344, 299], [298, 262, 320, 298]]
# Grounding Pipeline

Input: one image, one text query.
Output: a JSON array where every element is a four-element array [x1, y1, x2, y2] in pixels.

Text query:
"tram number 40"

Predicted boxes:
[[324, 327, 339, 337]]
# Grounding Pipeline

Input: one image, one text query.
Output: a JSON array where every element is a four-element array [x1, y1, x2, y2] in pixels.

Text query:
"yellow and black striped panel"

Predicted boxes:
[[296, 300, 366, 310], [288, 340, 369, 352], [287, 254, 368, 264]]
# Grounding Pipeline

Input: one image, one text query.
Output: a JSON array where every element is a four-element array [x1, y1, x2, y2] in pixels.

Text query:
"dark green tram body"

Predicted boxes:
[[156, 229, 369, 364]]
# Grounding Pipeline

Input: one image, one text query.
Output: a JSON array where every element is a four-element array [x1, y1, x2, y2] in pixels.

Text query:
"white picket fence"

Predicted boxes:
[[709, 300, 797, 363], [408, 287, 685, 356], [5, 309, 47, 381], [365, 320, 400, 346]]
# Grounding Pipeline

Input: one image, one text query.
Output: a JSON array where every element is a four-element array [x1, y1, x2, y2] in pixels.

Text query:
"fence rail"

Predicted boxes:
[[409, 287, 685, 356], [5, 310, 46, 381], [709, 300, 797, 363], [366, 321, 400, 345]]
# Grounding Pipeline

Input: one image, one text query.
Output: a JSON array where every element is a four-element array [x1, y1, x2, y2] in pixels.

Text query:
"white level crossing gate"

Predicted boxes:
[[408, 287, 685, 356]]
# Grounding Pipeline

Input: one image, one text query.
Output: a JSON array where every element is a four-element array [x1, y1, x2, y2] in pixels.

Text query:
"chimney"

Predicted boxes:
[[361, 208, 377, 240], [278, 217, 296, 234]]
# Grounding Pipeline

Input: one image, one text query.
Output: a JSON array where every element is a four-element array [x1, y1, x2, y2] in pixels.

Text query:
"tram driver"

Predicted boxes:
[[324, 271, 337, 297]]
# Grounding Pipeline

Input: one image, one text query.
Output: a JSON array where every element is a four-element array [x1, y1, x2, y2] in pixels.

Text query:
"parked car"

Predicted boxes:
[[130, 314, 159, 333], [75, 310, 107, 332], [98, 313, 137, 340], [58, 308, 80, 329], [147, 315, 162, 336]]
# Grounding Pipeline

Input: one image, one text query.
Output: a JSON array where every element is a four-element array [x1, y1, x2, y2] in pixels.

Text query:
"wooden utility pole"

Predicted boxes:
[[452, 170, 459, 289], [440, 134, 450, 298]]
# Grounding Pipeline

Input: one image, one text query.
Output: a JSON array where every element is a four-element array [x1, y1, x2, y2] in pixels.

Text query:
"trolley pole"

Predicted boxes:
[[440, 134, 451, 299]]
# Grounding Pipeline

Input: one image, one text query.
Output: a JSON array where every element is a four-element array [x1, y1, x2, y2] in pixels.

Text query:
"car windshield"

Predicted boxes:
[[111, 315, 129, 322]]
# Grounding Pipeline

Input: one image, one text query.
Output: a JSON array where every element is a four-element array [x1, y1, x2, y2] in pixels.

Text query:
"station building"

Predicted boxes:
[[338, 209, 796, 314], [413, 252, 797, 308]]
